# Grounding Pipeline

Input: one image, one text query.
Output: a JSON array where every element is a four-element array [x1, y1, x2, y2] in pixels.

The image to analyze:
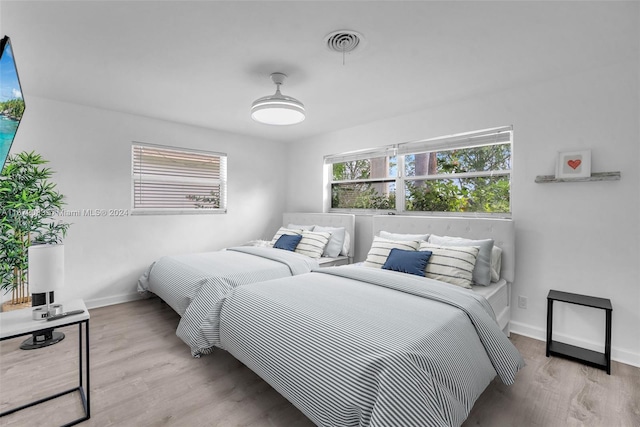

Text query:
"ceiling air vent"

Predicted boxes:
[[324, 30, 363, 54]]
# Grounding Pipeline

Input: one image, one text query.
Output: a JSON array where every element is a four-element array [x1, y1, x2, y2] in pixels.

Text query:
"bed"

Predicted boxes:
[[136, 212, 355, 356], [371, 215, 515, 335], [285, 212, 355, 266], [215, 215, 522, 427]]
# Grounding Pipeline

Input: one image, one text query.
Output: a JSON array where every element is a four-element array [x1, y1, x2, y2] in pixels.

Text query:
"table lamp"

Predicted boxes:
[[20, 244, 65, 350]]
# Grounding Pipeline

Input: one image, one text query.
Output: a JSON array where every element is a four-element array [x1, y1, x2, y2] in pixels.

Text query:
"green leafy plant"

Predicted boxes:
[[0, 98, 25, 121], [406, 180, 470, 212], [0, 151, 70, 306], [186, 190, 221, 209]]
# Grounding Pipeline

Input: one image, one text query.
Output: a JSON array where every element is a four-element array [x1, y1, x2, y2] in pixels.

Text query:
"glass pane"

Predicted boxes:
[[331, 182, 396, 209], [404, 144, 511, 176], [406, 176, 510, 213], [333, 156, 397, 181]]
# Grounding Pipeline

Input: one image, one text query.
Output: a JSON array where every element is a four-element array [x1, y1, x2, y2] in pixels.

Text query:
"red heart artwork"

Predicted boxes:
[[567, 159, 581, 170]]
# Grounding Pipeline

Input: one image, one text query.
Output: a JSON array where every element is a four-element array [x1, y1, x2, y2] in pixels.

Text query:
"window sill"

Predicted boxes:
[[328, 209, 511, 219], [131, 209, 227, 215]]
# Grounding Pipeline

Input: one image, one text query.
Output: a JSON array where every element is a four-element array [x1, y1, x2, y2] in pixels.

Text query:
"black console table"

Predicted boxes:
[[546, 290, 612, 374]]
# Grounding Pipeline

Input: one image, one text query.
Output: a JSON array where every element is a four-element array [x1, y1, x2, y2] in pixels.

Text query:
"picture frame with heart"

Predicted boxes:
[[556, 149, 591, 179]]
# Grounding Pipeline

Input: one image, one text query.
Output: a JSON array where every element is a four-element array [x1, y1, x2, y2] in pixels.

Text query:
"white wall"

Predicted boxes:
[[285, 60, 640, 365], [6, 96, 287, 308], [3, 0, 637, 369]]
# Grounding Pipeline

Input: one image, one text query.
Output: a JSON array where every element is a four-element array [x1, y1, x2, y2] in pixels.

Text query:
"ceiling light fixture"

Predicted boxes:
[[251, 73, 305, 125]]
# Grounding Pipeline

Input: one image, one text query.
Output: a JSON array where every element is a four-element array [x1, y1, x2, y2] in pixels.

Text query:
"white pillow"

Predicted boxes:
[[379, 231, 429, 241], [491, 245, 503, 282], [313, 225, 346, 258], [287, 223, 315, 231], [244, 239, 271, 247], [420, 242, 480, 289], [295, 230, 331, 259], [341, 231, 351, 256], [270, 227, 302, 246], [428, 235, 494, 286], [363, 236, 420, 268]]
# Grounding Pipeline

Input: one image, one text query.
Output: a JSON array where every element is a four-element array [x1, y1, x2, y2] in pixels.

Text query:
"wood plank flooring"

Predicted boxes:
[[1, 298, 638, 427]]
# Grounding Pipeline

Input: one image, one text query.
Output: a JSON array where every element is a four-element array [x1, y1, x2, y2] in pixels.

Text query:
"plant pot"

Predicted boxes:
[[0, 291, 54, 312], [1, 298, 31, 312]]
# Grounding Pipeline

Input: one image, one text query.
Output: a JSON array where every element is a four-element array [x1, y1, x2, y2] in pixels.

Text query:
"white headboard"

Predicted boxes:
[[372, 215, 515, 283], [283, 212, 356, 257]]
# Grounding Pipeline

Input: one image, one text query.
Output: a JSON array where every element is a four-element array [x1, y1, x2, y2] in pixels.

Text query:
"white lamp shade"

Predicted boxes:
[[251, 104, 305, 125], [251, 73, 306, 125], [251, 95, 305, 125], [28, 244, 64, 293]]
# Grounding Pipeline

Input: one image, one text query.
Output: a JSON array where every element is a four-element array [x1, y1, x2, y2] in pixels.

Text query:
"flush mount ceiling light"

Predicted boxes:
[[251, 73, 305, 125]]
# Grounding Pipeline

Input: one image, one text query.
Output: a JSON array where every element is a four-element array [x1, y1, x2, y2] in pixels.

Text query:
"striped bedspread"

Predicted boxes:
[[219, 265, 525, 427], [137, 246, 318, 356]]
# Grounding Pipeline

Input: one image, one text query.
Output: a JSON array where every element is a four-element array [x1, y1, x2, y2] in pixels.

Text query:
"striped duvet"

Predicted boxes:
[[219, 266, 525, 427], [137, 246, 318, 356]]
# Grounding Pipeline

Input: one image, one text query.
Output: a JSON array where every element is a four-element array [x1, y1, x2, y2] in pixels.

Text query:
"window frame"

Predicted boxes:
[[325, 126, 512, 218], [131, 142, 228, 215]]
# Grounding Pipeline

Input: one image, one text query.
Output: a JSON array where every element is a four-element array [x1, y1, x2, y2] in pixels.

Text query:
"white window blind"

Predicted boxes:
[[397, 126, 512, 155], [324, 146, 396, 165], [132, 142, 227, 214]]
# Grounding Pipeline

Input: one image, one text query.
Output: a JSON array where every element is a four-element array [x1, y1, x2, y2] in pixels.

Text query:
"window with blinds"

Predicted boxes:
[[325, 126, 512, 216], [131, 143, 227, 214]]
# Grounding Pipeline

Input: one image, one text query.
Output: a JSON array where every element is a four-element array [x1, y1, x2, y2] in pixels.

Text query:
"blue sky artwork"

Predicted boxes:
[[0, 37, 24, 169]]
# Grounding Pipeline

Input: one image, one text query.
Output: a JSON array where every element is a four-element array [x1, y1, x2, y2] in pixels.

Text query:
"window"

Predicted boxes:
[[325, 126, 512, 216], [329, 146, 397, 209], [131, 142, 227, 214]]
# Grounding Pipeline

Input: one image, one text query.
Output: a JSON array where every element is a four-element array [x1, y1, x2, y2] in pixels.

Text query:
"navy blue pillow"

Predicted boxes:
[[273, 234, 302, 251], [382, 248, 432, 277]]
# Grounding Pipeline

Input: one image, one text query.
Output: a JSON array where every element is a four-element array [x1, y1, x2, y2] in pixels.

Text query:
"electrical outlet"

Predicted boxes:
[[518, 296, 528, 309]]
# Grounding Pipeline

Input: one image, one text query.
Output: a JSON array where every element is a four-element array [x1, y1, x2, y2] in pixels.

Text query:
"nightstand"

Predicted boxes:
[[317, 257, 350, 267], [546, 290, 612, 374], [0, 299, 90, 425]]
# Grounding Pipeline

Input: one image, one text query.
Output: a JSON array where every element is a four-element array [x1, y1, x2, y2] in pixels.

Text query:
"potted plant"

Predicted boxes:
[[0, 151, 70, 311]]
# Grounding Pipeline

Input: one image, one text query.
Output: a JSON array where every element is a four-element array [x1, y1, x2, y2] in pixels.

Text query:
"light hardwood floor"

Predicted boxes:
[[1, 298, 638, 427]]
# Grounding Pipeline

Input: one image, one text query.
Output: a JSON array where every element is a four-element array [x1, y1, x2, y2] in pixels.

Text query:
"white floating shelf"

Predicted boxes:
[[535, 171, 621, 183]]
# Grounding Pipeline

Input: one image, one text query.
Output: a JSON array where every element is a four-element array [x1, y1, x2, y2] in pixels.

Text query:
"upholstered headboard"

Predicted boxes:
[[283, 212, 356, 258], [372, 215, 515, 283]]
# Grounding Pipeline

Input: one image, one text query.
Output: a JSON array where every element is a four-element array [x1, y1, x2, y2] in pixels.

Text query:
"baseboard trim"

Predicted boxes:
[[510, 320, 640, 368], [85, 292, 145, 310]]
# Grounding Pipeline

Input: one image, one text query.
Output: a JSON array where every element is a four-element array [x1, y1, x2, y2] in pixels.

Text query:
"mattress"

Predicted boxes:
[[219, 266, 525, 427], [353, 262, 510, 333], [471, 279, 509, 332], [244, 240, 350, 267], [137, 246, 318, 356]]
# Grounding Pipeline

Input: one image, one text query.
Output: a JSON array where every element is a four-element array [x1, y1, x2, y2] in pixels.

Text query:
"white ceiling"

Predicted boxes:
[[1, 1, 633, 142]]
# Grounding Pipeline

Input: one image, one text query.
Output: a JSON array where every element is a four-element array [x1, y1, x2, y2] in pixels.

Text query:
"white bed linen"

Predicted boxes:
[[471, 279, 509, 333], [219, 266, 525, 427], [243, 239, 349, 267], [137, 247, 319, 356], [353, 261, 510, 333], [371, 215, 515, 334]]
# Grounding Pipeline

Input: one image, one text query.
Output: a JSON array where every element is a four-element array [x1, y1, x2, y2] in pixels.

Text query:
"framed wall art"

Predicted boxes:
[[556, 150, 591, 179]]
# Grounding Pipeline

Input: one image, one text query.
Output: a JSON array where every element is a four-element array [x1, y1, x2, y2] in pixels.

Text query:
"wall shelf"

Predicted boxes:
[[534, 171, 621, 183]]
